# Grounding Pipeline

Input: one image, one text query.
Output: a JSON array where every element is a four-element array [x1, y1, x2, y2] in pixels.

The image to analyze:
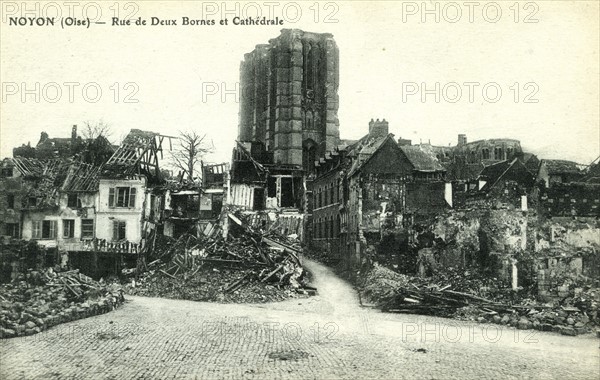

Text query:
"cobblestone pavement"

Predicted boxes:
[[1, 259, 598, 379]]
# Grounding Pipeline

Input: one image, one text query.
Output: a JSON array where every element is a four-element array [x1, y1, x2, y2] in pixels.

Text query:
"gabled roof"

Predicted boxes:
[[479, 159, 513, 182], [541, 159, 581, 175], [478, 158, 534, 191], [347, 134, 395, 177], [400, 145, 445, 172]]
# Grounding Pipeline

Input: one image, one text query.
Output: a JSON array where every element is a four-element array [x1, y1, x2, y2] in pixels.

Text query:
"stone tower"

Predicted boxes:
[[238, 29, 340, 170]]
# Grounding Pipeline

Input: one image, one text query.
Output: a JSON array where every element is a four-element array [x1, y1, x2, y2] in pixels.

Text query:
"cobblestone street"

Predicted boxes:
[[1, 259, 598, 380]]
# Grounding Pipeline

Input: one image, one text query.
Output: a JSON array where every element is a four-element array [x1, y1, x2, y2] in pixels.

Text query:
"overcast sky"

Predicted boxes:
[[1, 1, 598, 165]]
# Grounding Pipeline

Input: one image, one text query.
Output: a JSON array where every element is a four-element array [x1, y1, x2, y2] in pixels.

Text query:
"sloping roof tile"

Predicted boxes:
[[400, 145, 445, 172], [542, 159, 581, 175]]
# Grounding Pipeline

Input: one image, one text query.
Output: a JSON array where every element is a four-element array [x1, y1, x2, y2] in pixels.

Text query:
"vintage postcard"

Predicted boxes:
[[1, 1, 599, 379]]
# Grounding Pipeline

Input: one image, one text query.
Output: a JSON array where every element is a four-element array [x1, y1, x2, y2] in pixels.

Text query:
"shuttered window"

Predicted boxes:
[[109, 187, 137, 208], [32, 221, 42, 239], [81, 219, 94, 238], [62, 219, 75, 238], [33, 220, 57, 239]]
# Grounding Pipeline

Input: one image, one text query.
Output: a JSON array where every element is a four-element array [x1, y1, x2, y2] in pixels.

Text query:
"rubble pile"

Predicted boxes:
[[126, 213, 313, 303], [360, 263, 412, 305], [361, 265, 599, 336], [0, 268, 124, 339]]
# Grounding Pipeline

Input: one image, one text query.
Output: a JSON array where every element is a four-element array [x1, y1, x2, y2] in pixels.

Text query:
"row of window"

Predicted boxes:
[[314, 180, 340, 209], [479, 147, 513, 160], [31, 219, 94, 239], [313, 215, 341, 239], [29, 219, 127, 241], [4, 186, 138, 210]]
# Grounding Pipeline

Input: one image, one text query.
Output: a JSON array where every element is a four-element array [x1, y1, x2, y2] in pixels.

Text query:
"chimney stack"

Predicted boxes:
[[368, 118, 389, 139], [458, 134, 467, 146]]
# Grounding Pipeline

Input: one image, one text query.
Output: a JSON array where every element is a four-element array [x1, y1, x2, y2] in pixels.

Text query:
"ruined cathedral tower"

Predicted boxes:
[[238, 29, 340, 170]]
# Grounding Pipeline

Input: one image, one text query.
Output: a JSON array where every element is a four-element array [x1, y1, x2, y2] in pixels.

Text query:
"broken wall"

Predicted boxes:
[[539, 182, 600, 217]]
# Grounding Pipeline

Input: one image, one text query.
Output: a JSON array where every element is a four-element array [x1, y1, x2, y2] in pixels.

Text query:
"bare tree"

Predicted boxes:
[[170, 131, 213, 182], [75, 121, 115, 165], [81, 120, 112, 140]]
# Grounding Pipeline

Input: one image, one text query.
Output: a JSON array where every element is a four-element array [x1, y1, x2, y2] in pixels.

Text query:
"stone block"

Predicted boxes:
[[517, 318, 532, 330], [0, 328, 16, 338], [566, 318, 575, 325], [290, 95, 303, 106], [290, 82, 302, 96], [291, 67, 303, 81], [575, 327, 587, 335], [288, 149, 303, 166], [276, 97, 290, 107], [289, 120, 302, 132], [276, 83, 290, 96], [274, 133, 288, 147], [275, 108, 291, 121], [289, 133, 302, 150], [276, 68, 290, 82], [276, 53, 291, 67], [291, 106, 302, 120], [326, 110, 338, 123], [560, 326, 577, 336], [540, 323, 554, 331]]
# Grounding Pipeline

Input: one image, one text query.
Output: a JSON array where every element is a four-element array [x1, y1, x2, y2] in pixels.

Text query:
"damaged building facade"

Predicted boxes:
[[229, 29, 342, 239], [1, 129, 187, 278], [311, 119, 450, 268], [0, 127, 232, 280]]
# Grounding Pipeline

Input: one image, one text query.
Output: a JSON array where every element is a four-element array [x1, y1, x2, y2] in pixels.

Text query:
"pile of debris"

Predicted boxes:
[[0, 268, 124, 339], [126, 213, 314, 303], [362, 265, 599, 336]]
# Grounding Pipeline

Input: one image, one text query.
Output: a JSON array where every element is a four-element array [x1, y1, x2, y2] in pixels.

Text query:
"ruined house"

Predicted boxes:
[[200, 162, 227, 220], [311, 119, 449, 268], [419, 135, 524, 181], [228, 29, 343, 241], [0, 128, 178, 278], [537, 159, 585, 187], [0, 158, 25, 240], [474, 158, 536, 209], [228, 141, 305, 239]]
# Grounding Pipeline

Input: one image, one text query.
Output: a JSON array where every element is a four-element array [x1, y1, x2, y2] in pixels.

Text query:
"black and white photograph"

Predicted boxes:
[[0, 1, 599, 379]]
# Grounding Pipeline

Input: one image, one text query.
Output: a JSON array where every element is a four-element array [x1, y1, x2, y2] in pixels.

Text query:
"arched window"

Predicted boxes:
[[494, 147, 503, 160], [506, 147, 513, 159], [481, 148, 490, 160], [305, 110, 314, 130]]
